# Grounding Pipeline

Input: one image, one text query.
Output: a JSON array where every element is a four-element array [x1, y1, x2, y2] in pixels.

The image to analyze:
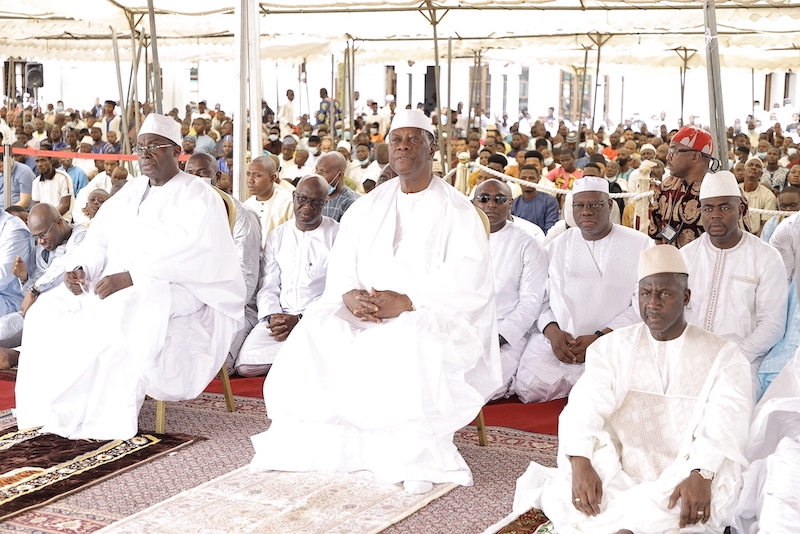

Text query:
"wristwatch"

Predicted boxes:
[[594, 330, 605, 337], [692, 468, 715, 481], [30, 287, 41, 298]]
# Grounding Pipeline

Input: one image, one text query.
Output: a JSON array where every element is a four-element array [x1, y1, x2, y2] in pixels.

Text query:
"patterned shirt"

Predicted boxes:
[[323, 186, 359, 222], [649, 176, 704, 248], [761, 166, 789, 191]]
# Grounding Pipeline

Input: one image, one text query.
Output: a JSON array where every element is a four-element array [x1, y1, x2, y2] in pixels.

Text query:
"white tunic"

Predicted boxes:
[[514, 225, 654, 402], [489, 221, 548, 393], [31, 170, 74, 222], [15, 172, 246, 440], [769, 211, 800, 282], [71, 171, 112, 226], [488, 323, 752, 534], [250, 176, 501, 486], [243, 187, 294, 247], [236, 216, 338, 370], [681, 232, 787, 372]]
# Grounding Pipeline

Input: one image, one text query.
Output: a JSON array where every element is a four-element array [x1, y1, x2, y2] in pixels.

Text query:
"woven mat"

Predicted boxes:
[[0, 412, 200, 523]]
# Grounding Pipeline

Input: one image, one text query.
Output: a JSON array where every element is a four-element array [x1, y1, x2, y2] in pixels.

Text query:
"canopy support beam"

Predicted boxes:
[[146, 0, 163, 114], [423, 1, 449, 171], [111, 28, 131, 158], [575, 46, 591, 158], [703, 0, 727, 169], [674, 46, 697, 127], [588, 32, 612, 131]]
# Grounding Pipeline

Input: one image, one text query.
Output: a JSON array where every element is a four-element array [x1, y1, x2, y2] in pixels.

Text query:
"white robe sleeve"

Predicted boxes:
[[498, 238, 548, 346], [769, 214, 798, 283], [254, 228, 283, 320], [738, 252, 789, 363]]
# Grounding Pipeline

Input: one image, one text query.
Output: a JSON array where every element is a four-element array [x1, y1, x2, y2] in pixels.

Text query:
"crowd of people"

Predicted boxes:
[[1, 89, 800, 533]]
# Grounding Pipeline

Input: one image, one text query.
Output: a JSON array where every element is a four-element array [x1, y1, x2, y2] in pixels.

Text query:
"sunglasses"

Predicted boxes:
[[475, 194, 509, 204]]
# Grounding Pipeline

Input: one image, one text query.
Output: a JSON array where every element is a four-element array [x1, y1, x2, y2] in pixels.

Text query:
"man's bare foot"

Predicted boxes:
[[0, 348, 19, 370]]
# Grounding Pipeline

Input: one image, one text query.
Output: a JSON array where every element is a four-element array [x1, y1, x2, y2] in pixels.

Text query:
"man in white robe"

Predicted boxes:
[[243, 157, 294, 247], [185, 153, 262, 372], [250, 110, 501, 493], [0, 204, 87, 365], [514, 176, 653, 403], [769, 211, 800, 282], [473, 179, 548, 398], [14, 114, 246, 440], [488, 245, 752, 534], [734, 346, 800, 534], [236, 175, 338, 376], [277, 90, 296, 140], [681, 171, 787, 393]]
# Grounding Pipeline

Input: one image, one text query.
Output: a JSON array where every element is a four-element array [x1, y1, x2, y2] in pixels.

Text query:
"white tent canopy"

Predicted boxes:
[[2, 1, 800, 68]]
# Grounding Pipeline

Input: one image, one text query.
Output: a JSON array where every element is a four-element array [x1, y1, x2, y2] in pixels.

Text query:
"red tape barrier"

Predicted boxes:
[[9, 146, 192, 162]]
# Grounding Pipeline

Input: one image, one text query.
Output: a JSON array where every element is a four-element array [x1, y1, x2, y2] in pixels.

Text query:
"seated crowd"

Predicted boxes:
[[1, 94, 799, 533]]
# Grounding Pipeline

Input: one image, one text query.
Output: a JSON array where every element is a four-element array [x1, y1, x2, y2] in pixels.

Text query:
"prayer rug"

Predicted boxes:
[[96, 466, 458, 534], [495, 509, 553, 534], [0, 412, 201, 522]]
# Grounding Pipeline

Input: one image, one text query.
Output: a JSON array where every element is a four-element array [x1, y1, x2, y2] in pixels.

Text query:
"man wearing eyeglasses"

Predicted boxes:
[[0, 203, 87, 368], [15, 113, 246, 440], [649, 126, 715, 248], [515, 176, 654, 403], [236, 175, 338, 377], [473, 179, 548, 399]]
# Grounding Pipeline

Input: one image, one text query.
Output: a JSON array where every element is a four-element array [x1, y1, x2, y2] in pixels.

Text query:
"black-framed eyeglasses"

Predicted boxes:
[[669, 146, 721, 171], [475, 194, 509, 204], [293, 193, 326, 208], [132, 143, 174, 155], [572, 201, 607, 212], [32, 220, 56, 240], [779, 201, 799, 211]]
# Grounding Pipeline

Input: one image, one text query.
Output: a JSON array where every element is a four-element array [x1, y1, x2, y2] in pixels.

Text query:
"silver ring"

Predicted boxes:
[[574, 498, 581, 503], [697, 511, 704, 516]]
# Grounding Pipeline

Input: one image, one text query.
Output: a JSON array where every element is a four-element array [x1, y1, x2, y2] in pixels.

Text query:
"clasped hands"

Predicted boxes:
[[267, 314, 300, 341], [343, 288, 413, 323], [544, 323, 600, 364], [65, 269, 133, 300], [570, 456, 712, 528]]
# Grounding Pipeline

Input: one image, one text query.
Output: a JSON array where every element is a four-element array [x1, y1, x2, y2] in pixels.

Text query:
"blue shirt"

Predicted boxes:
[[0, 211, 33, 315], [511, 192, 559, 233], [61, 165, 89, 195], [0, 162, 35, 210]]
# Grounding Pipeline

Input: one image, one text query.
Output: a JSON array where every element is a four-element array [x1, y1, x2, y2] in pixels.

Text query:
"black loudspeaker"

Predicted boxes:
[[25, 62, 44, 89]]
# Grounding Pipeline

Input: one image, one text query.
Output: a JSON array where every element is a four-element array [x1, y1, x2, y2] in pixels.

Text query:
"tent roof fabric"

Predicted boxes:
[[1, 1, 799, 68]]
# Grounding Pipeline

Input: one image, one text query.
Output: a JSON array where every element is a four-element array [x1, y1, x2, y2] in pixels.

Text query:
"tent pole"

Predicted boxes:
[[146, 0, 163, 114], [248, 0, 262, 160], [111, 29, 131, 158], [575, 46, 590, 158], [446, 36, 452, 173], [233, 0, 249, 201], [703, 0, 728, 169], [620, 75, 624, 125], [674, 47, 697, 129], [425, 1, 447, 170], [751, 68, 755, 117], [589, 33, 611, 131], [3, 145, 11, 210]]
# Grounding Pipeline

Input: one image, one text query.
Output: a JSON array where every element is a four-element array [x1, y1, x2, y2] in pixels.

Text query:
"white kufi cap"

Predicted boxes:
[[638, 244, 689, 281], [138, 113, 182, 146], [80, 136, 93, 145], [388, 109, 435, 136], [699, 171, 739, 200], [572, 176, 610, 195]]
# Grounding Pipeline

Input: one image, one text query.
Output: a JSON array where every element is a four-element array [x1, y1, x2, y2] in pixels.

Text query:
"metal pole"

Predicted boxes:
[[146, 0, 163, 114], [751, 68, 755, 118], [248, 0, 263, 160], [446, 36, 452, 172], [589, 34, 612, 131], [703, 0, 728, 169], [424, 1, 447, 173], [620, 75, 624, 125], [111, 29, 131, 157], [233, 0, 249, 201], [575, 46, 590, 159], [3, 144, 11, 210]]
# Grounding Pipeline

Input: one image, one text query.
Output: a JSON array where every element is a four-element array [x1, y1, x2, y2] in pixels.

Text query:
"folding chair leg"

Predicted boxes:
[[475, 408, 488, 446], [218, 367, 236, 412], [155, 400, 166, 434]]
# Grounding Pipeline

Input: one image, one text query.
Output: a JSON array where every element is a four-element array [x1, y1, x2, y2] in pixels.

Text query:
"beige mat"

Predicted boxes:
[[96, 466, 457, 534]]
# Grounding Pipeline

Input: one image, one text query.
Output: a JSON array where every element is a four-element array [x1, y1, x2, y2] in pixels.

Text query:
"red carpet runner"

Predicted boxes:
[[0, 374, 565, 435]]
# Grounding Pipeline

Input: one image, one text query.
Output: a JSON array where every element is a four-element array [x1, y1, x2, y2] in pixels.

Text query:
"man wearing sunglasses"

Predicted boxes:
[[649, 126, 715, 248], [236, 175, 338, 377], [16, 113, 246, 440], [515, 176, 654, 403], [473, 179, 548, 399]]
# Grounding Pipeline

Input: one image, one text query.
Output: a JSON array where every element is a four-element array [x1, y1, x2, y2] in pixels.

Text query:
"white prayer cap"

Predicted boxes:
[[638, 244, 689, 281], [640, 143, 656, 153], [79, 136, 93, 145], [337, 140, 352, 152], [138, 113, 182, 146], [572, 176, 609, 195], [745, 156, 764, 167], [699, 171, 740, 200], [388, 109, 435, 136], [385, 94, 395, 103]]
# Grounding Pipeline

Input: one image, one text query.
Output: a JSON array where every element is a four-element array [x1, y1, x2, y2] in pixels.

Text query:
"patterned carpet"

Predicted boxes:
[[0, 393, 558, 533]]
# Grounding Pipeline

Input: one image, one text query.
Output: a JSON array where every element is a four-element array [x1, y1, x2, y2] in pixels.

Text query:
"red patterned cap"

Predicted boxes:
[[672, 126, 713, 155]]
